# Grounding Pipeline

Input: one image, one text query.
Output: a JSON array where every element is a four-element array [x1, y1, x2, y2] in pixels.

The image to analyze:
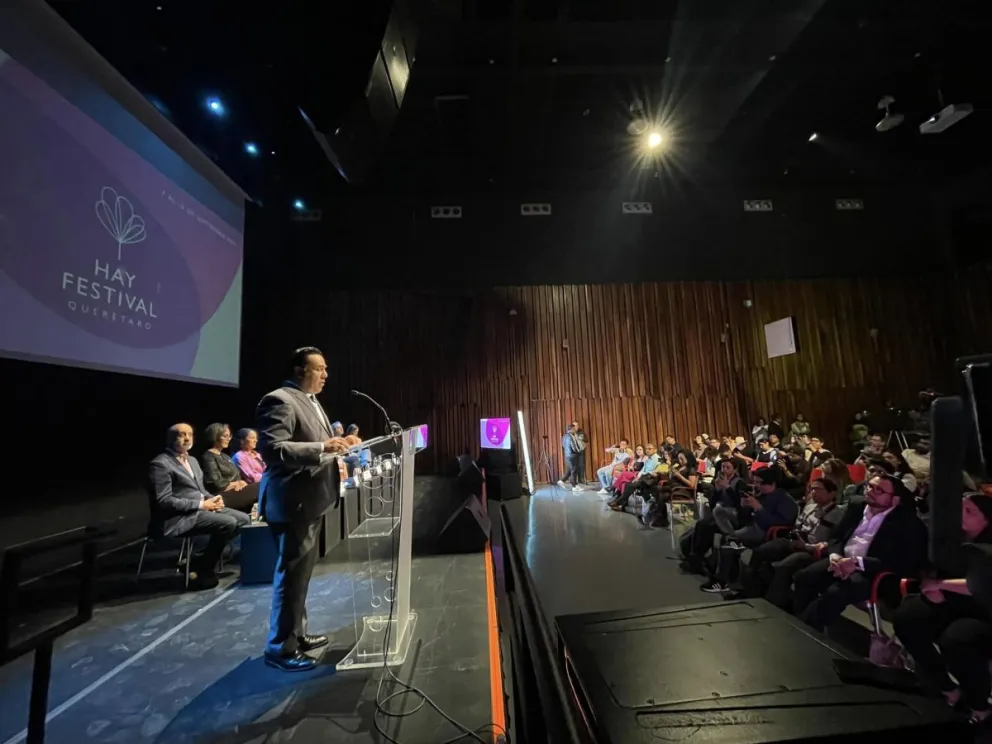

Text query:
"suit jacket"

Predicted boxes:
[[255, 383, 340, 526], [148, 451, 207, 537], [826, 499, 928, 578]]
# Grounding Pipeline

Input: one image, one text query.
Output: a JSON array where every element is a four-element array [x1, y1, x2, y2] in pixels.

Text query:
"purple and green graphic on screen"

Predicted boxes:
[[480, 418, 512, 450], [0, 44, 244, 385]]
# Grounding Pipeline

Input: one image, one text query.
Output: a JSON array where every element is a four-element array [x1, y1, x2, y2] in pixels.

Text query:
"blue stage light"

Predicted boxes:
[[293, 199, 305, 211], [244, 142, 259, 156], [206, 97, 225, 116]]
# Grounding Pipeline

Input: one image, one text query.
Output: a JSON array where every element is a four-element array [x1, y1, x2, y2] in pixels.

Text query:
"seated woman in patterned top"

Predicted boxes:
[[201, 423, 258, 513]]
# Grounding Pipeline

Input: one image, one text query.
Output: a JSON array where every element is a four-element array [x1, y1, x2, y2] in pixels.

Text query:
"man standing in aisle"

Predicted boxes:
[[256, 346, 349, 671]]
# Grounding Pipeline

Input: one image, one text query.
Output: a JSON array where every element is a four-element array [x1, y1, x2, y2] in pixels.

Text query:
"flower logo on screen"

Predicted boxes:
[[95, 187, 146, 261]]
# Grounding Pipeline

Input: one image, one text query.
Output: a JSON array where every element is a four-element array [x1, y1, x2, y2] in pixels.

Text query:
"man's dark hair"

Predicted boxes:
[[289, 346, 323, 378], [865, 456, 895, 475], [812, 476, 838, 493], [755, 467, 779, 486], [876, 472, 911, 502], [204, 422, 230, 448]]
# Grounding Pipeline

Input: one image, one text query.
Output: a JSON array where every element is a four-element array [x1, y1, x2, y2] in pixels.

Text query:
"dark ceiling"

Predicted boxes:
[[48, 0, 990, 202]]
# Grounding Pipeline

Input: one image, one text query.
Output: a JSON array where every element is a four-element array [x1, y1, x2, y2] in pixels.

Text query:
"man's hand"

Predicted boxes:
[[791, 539, 807, 551], [324, 437, 349, 454], [201, 495, 224, 512], [828, 556, 857, 579], [807, 541, 827, 555]]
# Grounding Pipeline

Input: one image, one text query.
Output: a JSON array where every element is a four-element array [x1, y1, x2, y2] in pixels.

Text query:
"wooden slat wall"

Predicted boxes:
[[300, 271, 992, 480]]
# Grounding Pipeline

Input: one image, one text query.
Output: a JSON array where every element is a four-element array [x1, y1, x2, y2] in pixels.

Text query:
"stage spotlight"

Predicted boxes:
[[517, 410, 534, 495], [244, 142, 259, 156], [808, 131, 819, 142], [293, 199, 305, 211], [647, 132, 663, 149], [205, 97, 225, 116]]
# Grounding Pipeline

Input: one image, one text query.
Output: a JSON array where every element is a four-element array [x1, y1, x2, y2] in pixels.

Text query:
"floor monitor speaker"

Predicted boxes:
[[438, 495, 490, 553]]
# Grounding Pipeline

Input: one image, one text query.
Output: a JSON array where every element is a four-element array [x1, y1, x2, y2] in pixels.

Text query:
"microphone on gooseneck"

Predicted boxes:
[[350, 389, 402, 436]]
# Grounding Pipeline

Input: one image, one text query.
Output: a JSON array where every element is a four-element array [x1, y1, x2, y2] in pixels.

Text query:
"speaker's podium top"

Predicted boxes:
[[340, 425, 428, 455]]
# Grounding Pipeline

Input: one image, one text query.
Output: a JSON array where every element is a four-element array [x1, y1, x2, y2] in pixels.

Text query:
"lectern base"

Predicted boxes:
[[337, 611, 418, 670]]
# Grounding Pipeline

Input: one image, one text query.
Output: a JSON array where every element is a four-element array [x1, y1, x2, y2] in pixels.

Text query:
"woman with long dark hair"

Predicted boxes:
[[201, 423, 258, 513]]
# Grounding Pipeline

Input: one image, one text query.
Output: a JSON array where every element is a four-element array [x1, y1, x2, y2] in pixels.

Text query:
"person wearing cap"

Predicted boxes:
[[792, 474, 928, 633], [893, 492, 992, 725]]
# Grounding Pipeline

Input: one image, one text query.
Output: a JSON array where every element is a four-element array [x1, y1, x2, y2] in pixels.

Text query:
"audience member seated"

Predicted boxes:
[[820, 456, 852, 498], [790, 413, 811, 441], [806, 436, 833, 469], [597, 439, 632, 494], [679, 459, 747, 574], [231, 427, 266, 484], [845, 457, 895, 502], [330, 420, 346, 438], [732, 477, 844, 606], [346, 423, 360, 438], [692, 435, 707, 460], [642, 450, 699, 528], [855, 433, 886, 464], [201, 423, 258, 513], [883, 448, 919, 494], [148, 423, 250, 589], [756, 439, 778, 464], [752, 417, 769, 443], [893, 492, 992, 726], [606, 445, 647, 496], [792, 474, 928, 632], [775, 448, 810, 499], [720, 467, 799, 547], [608, 444, 660, 510], [903, 437, 931, 482]]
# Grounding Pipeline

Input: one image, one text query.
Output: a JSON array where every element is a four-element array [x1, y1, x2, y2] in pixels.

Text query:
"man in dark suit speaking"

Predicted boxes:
[[256, 346, 349, 672], [148, 423, 250, 589]]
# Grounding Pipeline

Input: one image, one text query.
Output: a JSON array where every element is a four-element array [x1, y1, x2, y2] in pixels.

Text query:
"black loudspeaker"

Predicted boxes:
[[456, 456, 484, 498], [486, 471, 522, 501], [438, 495, 491, 553], [929, 396, 966, 574], [298, 0, 418, 184]]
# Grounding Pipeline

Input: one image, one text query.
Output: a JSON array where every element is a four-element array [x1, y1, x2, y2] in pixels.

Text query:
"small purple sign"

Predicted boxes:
[[480, 418, 512, 450]]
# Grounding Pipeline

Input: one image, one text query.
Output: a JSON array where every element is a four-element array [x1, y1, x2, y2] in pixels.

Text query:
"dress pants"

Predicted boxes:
[[265, 519, 321, 656], [181, 507, 249, 576], [597, 465, 615, 489], [894, 593, 992, 711], [740, 538, 815, 607], [792, 558, 873, 631]]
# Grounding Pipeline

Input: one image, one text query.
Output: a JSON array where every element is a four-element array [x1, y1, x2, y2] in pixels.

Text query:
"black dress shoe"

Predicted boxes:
[[299, 634, 329, 651], [264, 651, 317, 672]]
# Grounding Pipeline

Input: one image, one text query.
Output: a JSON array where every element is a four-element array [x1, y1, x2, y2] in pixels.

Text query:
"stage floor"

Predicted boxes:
[[503, 484, 720, 623], [0, 533, 495, 743]]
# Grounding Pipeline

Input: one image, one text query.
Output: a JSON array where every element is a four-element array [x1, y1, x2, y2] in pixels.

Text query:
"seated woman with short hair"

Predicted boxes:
[[201, 423, 258, 513]]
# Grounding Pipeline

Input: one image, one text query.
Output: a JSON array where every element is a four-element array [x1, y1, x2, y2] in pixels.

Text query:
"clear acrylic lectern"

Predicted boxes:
[[337, 425, 427, 670]]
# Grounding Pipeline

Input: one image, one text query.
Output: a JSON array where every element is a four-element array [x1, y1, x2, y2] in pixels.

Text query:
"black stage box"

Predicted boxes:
[[556, 599, 968, 744]]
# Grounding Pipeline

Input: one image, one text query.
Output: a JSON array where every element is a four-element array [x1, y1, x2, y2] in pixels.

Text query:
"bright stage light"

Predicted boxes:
[[808, 131, 819, 142], [293, 199, 305, 211], [205, 97, 225, 116], [517, 410, 534, 495], [647, 131, 663, 149]]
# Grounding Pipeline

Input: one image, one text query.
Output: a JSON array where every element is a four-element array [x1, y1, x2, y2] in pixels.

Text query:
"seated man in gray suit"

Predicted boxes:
[[256, 346, 350, 672], [148, 423, 250, 590]]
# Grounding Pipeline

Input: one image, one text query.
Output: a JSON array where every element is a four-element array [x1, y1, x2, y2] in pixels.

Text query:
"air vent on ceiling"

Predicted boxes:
[[622, 202, 653, 214], [835, 198, 864, 211], [430, 205, 463, 219], [743, 199, 774, 212], [521, 203, 552, 216]]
